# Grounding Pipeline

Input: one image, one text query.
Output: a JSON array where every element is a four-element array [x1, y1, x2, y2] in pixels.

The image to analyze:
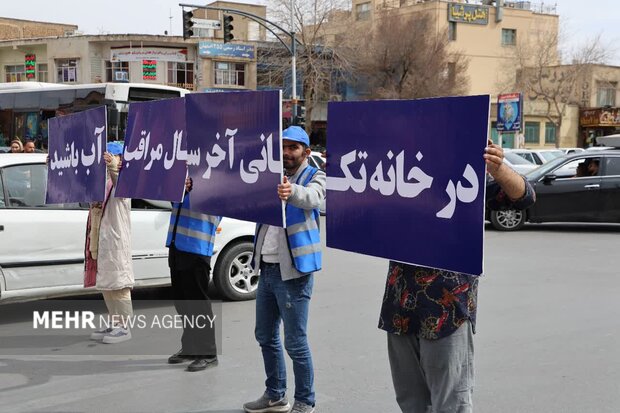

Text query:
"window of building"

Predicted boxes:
[[524, 121, 540, 144], [448, 21, 457, 41], [56, 59, 78, 83], [37, 64, 48, 82], [502, 29, 517, 46], [167, 62, 194, 89], [105, 61, 130, 82], [214, 62, 245, 86], [5, 65, 26, 82], [544, 122, 556, 144], [596, 82, 616, 107], [356, 2, 371, 21]]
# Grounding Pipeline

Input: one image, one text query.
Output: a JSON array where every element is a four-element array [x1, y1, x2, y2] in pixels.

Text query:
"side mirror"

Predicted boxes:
[[543, 174, 557, 183]]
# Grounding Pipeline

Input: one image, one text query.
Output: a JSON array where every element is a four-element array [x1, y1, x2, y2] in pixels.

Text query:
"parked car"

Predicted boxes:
[[503, 151, 539, 175], [0, 153, 257, 302], [487, 147, 620, 230], [507, 149, 565, 165]]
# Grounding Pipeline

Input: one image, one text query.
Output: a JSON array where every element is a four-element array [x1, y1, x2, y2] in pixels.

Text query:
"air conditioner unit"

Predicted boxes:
[[115, 71, 128, 82]]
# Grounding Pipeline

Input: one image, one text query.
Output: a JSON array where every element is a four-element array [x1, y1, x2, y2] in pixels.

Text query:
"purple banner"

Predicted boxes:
[[46, 106, 107, 204], [186, 90, 284, 227], [116, 98, 186, 202], [326, 95, 490, 276]]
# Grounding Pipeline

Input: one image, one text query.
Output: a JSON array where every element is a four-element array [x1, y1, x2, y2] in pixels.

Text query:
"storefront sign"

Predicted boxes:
[[497, 92, 522, 132], [25, 54, 36, 79], [448, 3, 489, 25], [111, 48, 187, 62], [198, 42, 255, 59], [142, 60, 157, 80], [580, 107, 620, 127]]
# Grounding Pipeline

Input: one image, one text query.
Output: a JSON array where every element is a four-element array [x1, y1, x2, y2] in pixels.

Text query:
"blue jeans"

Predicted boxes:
[[255, 262, 315, 406]]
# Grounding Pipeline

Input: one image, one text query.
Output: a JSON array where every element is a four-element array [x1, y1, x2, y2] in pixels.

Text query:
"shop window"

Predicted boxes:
[[544, 122, 556, 144], [167, 62, 194, 89], [105, 61, 130, 82], [502, 29, 517, 46], [56, 59, 79, 83], [5, 65, 26, 82], [214, 62, 245, 87], [524, 121, 540, 144]]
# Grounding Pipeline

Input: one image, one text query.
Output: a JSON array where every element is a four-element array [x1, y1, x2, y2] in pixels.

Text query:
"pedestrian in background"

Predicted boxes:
[[23, 140, 36, 153], [243, 126, 326, 413], [10, 139, 23, 153], [380, 141, 536, 413], [166, 175, 222, 372], [86, 142, 134, 344]]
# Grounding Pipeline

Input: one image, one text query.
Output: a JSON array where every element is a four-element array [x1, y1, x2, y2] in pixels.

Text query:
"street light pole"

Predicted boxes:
[[290, 0, 298, 126]]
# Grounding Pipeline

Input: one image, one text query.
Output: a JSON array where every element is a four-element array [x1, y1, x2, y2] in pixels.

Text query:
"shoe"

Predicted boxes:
[[290, 401, 315, 413], [102, 326, 131, 344], [90, 327, 113, 341], [243, 393, 290, 413], [168, 349, 194, 364], [186, 356, 218, 372]]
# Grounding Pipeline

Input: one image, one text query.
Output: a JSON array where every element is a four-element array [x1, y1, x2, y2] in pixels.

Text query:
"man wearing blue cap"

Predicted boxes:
[[244, 126, 326, 413]]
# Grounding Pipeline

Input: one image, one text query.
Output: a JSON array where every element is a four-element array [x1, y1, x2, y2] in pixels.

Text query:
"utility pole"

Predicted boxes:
[[290, 0, 298, 126]]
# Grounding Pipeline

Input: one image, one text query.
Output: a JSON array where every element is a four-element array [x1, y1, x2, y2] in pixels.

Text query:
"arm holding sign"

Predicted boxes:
[[279, 169, 326, 209], [484, 141, 536, 210]]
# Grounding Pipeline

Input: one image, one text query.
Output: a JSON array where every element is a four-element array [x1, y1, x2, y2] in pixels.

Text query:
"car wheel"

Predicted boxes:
[[213, 241, 257, 301], [490, 209, 526, 231]]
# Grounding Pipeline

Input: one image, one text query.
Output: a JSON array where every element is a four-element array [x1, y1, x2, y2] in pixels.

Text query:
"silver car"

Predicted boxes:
[[0, 153, 257, 303]]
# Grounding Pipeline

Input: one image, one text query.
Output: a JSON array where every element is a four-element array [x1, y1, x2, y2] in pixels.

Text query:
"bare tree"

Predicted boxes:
[[349, 11, 469, 100], [262, 0, 353, 133], [512, 30, 610, 147]]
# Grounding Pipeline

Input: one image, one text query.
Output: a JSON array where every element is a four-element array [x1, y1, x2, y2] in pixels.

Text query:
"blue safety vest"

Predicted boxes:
[[284, 165, 322, 274], [166, 194, 221, 257]]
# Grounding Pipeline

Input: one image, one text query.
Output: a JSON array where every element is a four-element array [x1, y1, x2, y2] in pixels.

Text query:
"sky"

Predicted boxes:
[[1, 0, 618, 62]]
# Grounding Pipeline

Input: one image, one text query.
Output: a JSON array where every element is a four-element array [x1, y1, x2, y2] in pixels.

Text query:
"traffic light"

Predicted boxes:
[[182, 10, 194, 40], [223, 14, 234, 43]]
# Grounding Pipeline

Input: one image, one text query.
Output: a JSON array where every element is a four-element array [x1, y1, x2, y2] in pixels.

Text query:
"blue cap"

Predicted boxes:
[[106, 142, 123, 156], [282, 126, 309, 147]]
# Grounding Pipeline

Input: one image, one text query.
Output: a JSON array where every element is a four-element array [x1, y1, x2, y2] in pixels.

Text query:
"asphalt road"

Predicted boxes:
[[1, 221, 619, 413]]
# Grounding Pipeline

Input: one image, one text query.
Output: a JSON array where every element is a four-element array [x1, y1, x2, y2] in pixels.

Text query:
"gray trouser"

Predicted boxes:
[[387, 321, 474, 413]]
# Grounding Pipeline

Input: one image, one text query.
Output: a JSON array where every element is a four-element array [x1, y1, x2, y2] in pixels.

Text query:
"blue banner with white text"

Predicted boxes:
[[116, 98, 187, 202], [46, 106, 107, 204], [326, 96, 490, 276], [186, 90, 284, 227]]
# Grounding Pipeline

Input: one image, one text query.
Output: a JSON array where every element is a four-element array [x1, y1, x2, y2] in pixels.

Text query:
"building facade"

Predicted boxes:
[[317, 0, 567, 147]]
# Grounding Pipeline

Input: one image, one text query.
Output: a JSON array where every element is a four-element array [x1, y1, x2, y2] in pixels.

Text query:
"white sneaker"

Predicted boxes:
[[102, 326, 132, 344], [90, 327, 113, 341]]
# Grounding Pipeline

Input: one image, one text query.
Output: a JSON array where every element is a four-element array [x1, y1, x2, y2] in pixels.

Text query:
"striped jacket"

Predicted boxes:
[[166, 194, 221, 257]]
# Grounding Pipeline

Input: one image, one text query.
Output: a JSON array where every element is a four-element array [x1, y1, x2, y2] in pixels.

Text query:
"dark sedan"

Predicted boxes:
[[487, 148, 620, 230]]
